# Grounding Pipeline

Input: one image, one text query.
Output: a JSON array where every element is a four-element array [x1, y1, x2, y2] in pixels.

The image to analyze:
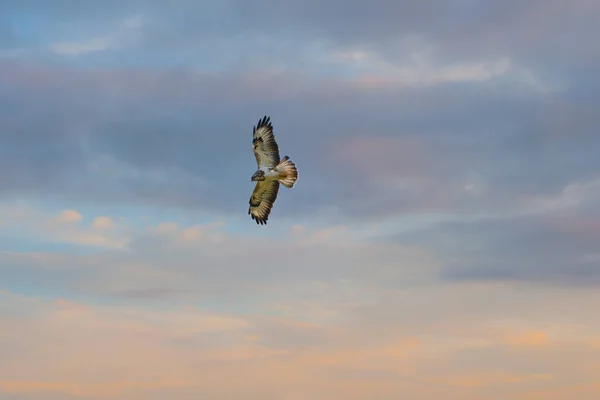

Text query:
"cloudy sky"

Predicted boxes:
[[1, 1, 600, 399]]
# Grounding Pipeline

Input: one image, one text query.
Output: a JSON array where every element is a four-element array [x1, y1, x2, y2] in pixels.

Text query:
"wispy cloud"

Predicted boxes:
[[50, 37, 114, 56], [0, 204, 131, 249], [49, 15, 144, 56], [337, 50, 513, 88]]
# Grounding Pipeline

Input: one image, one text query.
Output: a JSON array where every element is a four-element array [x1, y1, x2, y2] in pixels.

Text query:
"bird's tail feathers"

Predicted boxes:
[[276, 156, 298, 188]]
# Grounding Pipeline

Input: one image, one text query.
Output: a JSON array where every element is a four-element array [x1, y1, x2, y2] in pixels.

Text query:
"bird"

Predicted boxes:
[[248, 116, 298, 225]]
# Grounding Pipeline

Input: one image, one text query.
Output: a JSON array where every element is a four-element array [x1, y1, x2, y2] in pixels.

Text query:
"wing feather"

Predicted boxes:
[[248, 180, 280, 225], [252, 116, 280, 168]]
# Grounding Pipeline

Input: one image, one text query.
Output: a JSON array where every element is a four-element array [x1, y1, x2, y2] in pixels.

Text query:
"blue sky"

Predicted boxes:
[[1, 1, 600, 399]]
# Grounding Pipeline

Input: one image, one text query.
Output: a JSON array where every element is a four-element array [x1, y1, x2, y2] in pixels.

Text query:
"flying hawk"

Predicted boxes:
[[249, 116, 298, 225]]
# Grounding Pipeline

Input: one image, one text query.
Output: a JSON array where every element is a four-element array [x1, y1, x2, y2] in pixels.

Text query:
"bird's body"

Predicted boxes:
[[248, 116, 298, 225], [257, 166, 281, 180]]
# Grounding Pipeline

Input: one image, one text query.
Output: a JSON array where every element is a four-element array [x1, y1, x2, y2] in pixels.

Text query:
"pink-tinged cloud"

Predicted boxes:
[[440, 371, 554, 388], [0, 204, 131, 249], [334, 136, 428, 180], [505, 330, 550, 347], [350, 57, 512, 89], [57, 209, 83, 223], [2, 285, 600, 400]]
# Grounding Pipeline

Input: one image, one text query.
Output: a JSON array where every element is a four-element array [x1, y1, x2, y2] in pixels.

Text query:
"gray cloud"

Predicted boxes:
[[0, 1, 599, 226], [4, 1, 599, 71], [383, 201, 600, 286], [227, 0, 600, 70], [2, 60, 598, 224]]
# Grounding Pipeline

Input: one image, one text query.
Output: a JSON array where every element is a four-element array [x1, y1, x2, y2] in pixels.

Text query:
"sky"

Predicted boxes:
[[1, 0, 600, 399]]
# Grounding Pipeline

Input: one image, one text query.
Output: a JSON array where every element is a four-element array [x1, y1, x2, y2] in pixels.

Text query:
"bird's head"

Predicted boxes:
[[251, 170, 265, 182]]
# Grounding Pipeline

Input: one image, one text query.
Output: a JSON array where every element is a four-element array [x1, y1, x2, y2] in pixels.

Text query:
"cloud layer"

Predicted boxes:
[[1, 0, 600, 398]]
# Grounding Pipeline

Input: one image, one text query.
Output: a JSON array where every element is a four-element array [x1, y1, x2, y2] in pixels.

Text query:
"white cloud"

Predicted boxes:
[[327, 37, 518, 88], [50, 37, 114, 56], [350, 55, 512, 88], [49, 15, 145, 56], [523, 176, 600, 212]]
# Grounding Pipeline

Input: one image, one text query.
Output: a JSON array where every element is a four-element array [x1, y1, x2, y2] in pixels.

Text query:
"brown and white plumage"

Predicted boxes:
[[249, 180, 280, 225], [252, 116, 280, 168], [249, 116, 298, 225]]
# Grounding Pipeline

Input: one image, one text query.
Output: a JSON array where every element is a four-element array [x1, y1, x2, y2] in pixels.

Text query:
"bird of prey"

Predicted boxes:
[[249, 116, 298, 225]]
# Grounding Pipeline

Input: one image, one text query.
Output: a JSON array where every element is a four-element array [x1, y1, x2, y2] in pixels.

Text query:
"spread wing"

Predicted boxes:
[[252, 116, 280, 169], [248, 180, 280, 225]]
